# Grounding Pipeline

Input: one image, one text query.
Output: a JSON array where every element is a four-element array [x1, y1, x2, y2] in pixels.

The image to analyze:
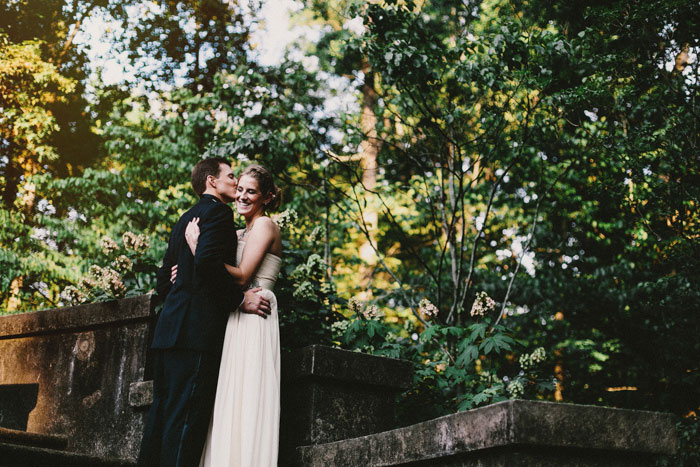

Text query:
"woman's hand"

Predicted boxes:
[[185, 217, 200, 255], [171, 217, 200, 283]]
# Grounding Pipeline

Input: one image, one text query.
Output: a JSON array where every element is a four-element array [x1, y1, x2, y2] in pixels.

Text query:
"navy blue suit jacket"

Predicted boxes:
[[151, 194, 243, 352]]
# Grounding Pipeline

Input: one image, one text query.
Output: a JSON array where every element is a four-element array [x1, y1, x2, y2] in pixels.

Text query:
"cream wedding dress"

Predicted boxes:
[[199, 238, 282, 467]]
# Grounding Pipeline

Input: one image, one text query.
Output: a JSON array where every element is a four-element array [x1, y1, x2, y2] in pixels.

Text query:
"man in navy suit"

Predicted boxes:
[[138, 157, 270, 466]]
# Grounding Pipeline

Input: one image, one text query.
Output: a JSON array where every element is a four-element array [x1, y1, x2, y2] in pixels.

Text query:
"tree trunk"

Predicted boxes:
[[357, 62, 381, 298], [554, 311, 565, 401], [2, 156, 20, 209]]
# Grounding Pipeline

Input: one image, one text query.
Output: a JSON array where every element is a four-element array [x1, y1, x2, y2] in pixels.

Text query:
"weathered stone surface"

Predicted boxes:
[[0, 295, 151, 339], [280, 345, 414, 465], [0, 295, 154, 461], [118, 345, 415, 464], [0, 426, 68, 450], [283, 345, 414, 389], [0, 442, 136, 467], [128, 380, 153, 408], [296, 400, 678, 467]]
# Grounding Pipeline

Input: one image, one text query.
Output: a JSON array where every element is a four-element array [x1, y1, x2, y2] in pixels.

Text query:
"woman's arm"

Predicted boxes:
[[229, 218, 277, 286], [185, 217, 278, 287]]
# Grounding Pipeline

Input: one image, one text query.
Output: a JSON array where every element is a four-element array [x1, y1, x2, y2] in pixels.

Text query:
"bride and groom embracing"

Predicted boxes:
[[138, 158, 284, 467]]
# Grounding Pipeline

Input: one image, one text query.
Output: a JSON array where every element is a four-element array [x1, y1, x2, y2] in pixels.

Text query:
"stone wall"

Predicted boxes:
[[297, 399, 678, 466], [0, 295, 153, 460], [280, 345, 413, 464], [0, 296, 416, 463], [0, 296, 680, 466]]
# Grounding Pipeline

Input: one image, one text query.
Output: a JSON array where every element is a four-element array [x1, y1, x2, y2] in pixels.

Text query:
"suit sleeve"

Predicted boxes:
[[154, 227, 177, 305], [193, 204, 243, 307]]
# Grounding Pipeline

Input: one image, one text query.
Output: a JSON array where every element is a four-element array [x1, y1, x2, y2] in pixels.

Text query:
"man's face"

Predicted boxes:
[[210, 163, 237, 203]]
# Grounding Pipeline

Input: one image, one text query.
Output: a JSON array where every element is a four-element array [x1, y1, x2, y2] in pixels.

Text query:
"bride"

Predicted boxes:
[[181, 164, 283, 467]]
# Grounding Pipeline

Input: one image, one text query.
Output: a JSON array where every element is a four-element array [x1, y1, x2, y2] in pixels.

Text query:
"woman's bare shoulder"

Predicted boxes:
[[254, 216, 280, 233]]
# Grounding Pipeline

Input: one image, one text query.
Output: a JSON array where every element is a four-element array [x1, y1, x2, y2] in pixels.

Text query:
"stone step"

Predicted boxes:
[[0, 427, 68, 451], [0, 442, 135, 467]]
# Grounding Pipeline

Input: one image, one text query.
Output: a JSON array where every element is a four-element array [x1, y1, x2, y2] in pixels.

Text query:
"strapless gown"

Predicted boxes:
[[199, 241, 282, 467]]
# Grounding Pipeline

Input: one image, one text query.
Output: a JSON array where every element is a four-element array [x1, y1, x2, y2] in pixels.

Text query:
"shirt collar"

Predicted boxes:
[[200, 193, 221, 203]]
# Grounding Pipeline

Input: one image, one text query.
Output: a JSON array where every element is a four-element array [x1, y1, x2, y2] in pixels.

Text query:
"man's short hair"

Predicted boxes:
[[191, 158, 231, 196]]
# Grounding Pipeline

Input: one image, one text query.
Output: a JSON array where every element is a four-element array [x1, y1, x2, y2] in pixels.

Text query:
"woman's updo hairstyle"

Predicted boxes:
[[239, 164, 282, 212]]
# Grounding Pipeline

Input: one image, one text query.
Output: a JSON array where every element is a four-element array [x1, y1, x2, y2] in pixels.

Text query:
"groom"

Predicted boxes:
[[138, 157, 270, 467]]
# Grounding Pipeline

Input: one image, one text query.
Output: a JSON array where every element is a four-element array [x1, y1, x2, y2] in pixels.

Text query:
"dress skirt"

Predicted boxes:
[[199, 288, 280, 467]]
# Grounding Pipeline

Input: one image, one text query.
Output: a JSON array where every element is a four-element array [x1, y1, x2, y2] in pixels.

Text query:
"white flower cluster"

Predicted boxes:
[[291, 254, 326, 281], [293, 281, 316, 301], [271, 209, 298, 231], [519, 347, 546, 370], [470, 291, 496, 317], [362, 304, 382, 320], [122, 232, 150, 254], [89, 265, 126, 297], [100, 237, 119, 255], [385, 331, 398, 343], [348, 297, 383, 320], [61, 285, 87, 305], [330, 320, 351, 339], [348, 297, 362, 314], [307, 226, 326, 243], [112, 255, 133, 273], [78, 276, 97, 290], [306, 254, 325, 271], [65, 230, 154, 305], [507, 379, 525, 398], [418, 298, 439, 319], [479, 370, 499, 385]]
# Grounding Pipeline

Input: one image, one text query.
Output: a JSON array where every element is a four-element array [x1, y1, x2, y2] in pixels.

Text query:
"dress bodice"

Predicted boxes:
[[236, 240, 282, 291]]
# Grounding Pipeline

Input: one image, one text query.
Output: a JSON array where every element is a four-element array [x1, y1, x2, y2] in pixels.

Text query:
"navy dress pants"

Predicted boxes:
[[137, 348, 221, 467]]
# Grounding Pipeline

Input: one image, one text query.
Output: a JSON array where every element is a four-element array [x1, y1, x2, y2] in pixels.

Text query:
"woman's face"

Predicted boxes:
[[235, 174, 270, 218]]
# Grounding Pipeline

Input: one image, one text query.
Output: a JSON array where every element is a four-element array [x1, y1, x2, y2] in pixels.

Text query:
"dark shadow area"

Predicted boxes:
[[0, 383, 39, 431]]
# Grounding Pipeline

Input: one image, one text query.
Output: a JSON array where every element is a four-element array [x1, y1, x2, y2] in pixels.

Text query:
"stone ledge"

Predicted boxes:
[[0, 295, 152, 339], [283, 345, 414, 390], [0, 427, 68, 450], [297, 400, 677, 466], [125, 346, 415, 413]]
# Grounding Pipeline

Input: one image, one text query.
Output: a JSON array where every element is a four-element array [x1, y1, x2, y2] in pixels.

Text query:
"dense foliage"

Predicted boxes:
[[1, 0, 698, 462]]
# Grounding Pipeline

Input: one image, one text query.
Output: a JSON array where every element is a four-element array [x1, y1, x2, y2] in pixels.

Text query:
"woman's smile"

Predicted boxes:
[[235, 174, 268, 218]]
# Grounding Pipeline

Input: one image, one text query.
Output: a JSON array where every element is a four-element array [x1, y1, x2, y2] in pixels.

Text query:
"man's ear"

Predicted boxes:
[[206, 174, 216, 189]]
